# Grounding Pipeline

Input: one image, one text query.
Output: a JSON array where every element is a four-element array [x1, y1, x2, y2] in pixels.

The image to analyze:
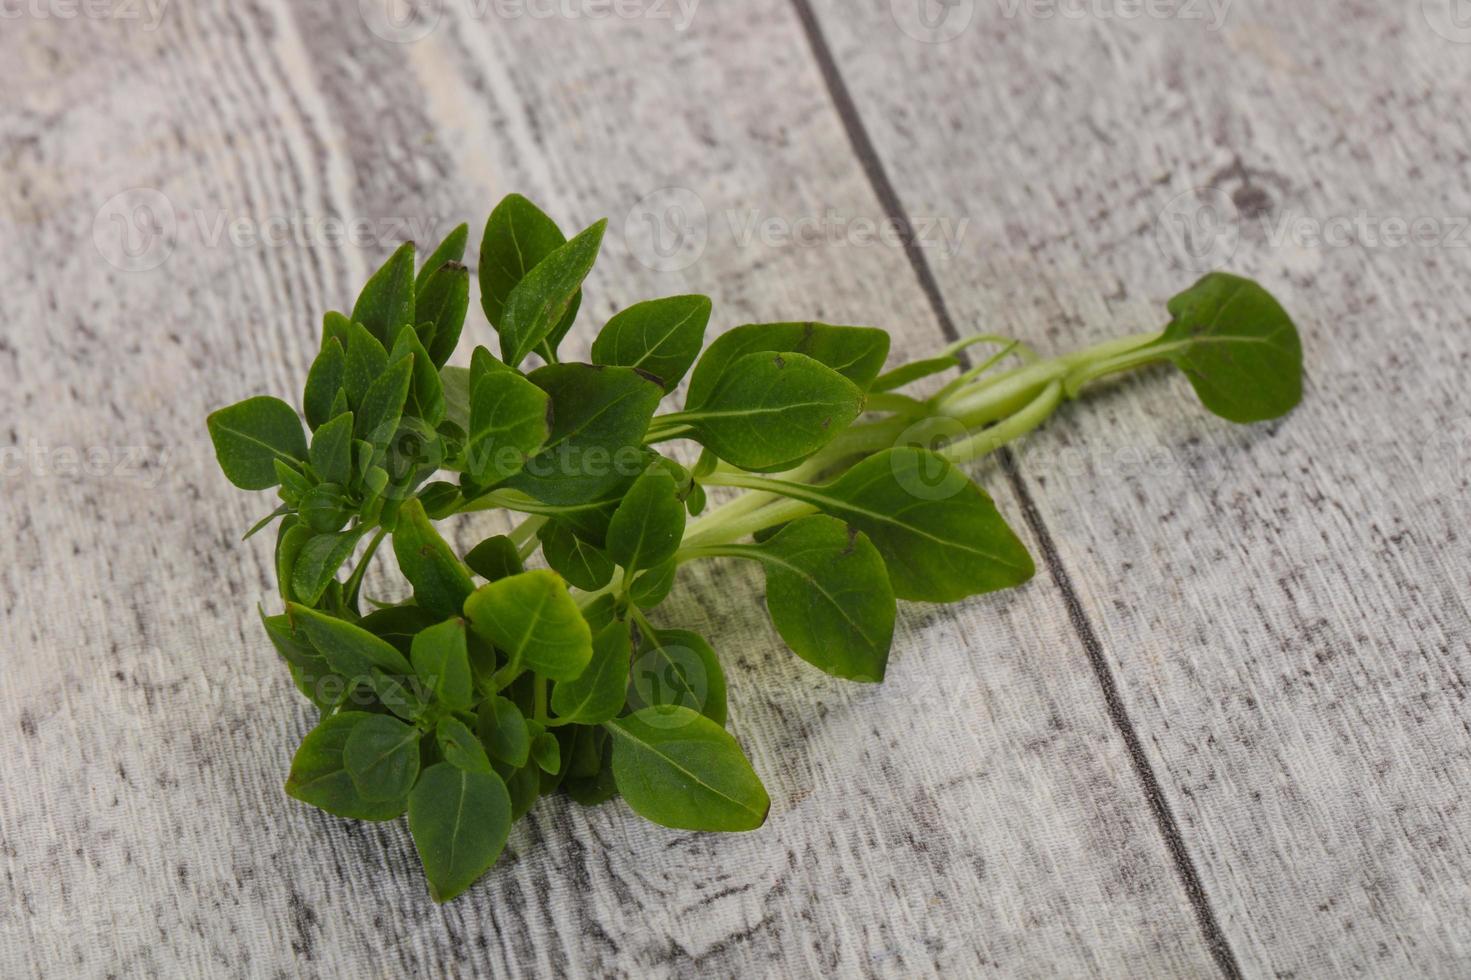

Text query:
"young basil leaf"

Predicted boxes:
[[479, 193, 568, 330], [685, 481, 707, 517], [329, 388, 350, 422], [604, 707, 769, 832], [286, 712, 407, 821], [303, 338, 346, 430], [261, 608, 338, 709], [436, 716, 493, 774], [322, 310, 352, 350], [538, 521, 615, 592], [309, 412, 354, 488], [417, 481, 461, 519], [288, 602, 414, 677], [207, 396, 309, 490], [354, 353, 413, 449], [477, 696, 530, 767], [749, 515, 895, 682], [681, 352, 863, 472], [1159, 272, 1303, 423], [299, 483, 350, 534], [497, 758, 541, 821], [243, 505, 289, 542], [753, 447, 1036, 602], [408, 762, 512, 903], [531, 732, 561, 775], [410, 618, 474, 710], [464, 366, 551, 485], [416, 222, 469, 294], [590, 295, 712, 393], [503, 364, 662, 505], [605, 465, 685, 573], [273, 458, 312, 506], [276, 522, 313, 605], [391, 498, 475, 619], [417, 262, 470, 369], [344, 321, 389, 410], [389, 328, 446, 429], [462, 570, 593, 681], [627, 628, 726, 726], [357, 465, 390, 525], [344, 713, 422, 802], [627, 557, 678, 608], [579, 593, 620, 632], [464, 534, 525, 582], [565, 725, 606, 780], [685, 322, 890, 405], [871, 355, 959, 392], [550, 620, 630, 725], [497, 219, 607, 367], [351, 241, 416, 346], [291, 528, 366, 606]]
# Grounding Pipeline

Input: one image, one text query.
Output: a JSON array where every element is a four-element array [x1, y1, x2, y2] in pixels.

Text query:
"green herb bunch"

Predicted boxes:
[[206, 193, 1303, 902]]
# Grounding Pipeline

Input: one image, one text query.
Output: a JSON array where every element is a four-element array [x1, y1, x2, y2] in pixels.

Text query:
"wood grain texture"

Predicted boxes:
[[0, 0, 1459, 977], [807, 1, 1471, 976]]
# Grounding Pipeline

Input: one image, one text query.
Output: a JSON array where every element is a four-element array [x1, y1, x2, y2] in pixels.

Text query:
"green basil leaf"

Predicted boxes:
[[479, 193, 568, 330], [497, 758, 541, 821], [408, 762, 512, 903], [590, 295, 711, 393], [579, 594, 620, 632], [276, 522, 313, 605], [417, 262, 469, 369], [627, 628, 725, 726], [321, 310, 351, 350], [359, 604, 440, 654], [750, 515, 895, 682], [309, 412, 354, 488], [754, 447, 1035, 602], [417, 481, 461, 519], [497, 219, 606, 367], [410, 618, 474, 710], [504, 364, 662, 506], [299, 483, 350, 534], [605, 707, 769, 832], [871, 355, 959, 393], [605, 464, 685, 573], [285, 712, 407, 821], [243, 505, 289, 541], [465, 366, 551, 485], [538, 521, 614, 592], [364, 669, 429, 721], [391, 498, 475, 618], [627, 557, 678, 608], [462, 570, 592, 681], [550, 620, 630, 725], [288, 602, 414, 677], [303, 338, 346, 430], [290, 528, 365, 606], [416, 222, 469, 293], [477, 696, 530, 767], [207, 396, 308, 490], [436, 716, 493, 774], [273, 458, 312, 506], [355, 353, 414, 450], [464, 534, 525, 582], [344, 713, 421, 802], [351, 241, 416, 346], [261, 608, 338, 709], [686, 322, 890, 405], [531, 732, 561, 775], [389, 328, 446, 429], [1159, 272, 1304, 423], [344, 321, 389, 411], [682, 352, 863, 472]]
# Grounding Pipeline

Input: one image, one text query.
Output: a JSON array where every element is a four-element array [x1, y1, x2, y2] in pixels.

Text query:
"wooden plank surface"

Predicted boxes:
[[806, 1, 1471, 977], [0, 0, 1463, 977]]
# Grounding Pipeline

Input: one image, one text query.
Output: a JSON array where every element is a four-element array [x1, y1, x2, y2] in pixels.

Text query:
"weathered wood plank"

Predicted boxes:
[[808, 1, 1471, 976]]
